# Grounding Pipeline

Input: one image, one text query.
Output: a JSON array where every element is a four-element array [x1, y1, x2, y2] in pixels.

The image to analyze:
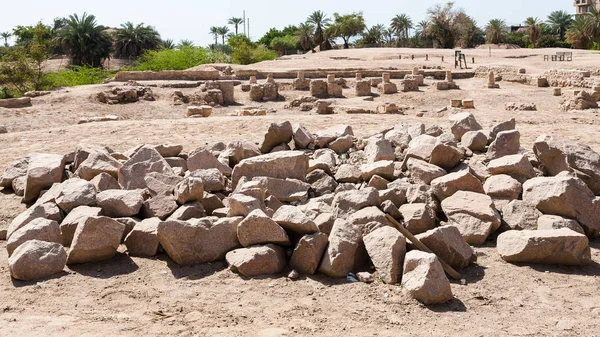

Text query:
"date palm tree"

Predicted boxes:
[[307, 11, 331, 47], [209, 26, 219, 45], [112, 22, 161, 58], [391, 14, 413, 46], [524, 17, 543, 47], [1, 32, 10, 47], [217, 26, 230, 45], [485, 19, 507, 44], [546, 10, 573, 41], [54, 13, 113, 67], [177, 39, 194, 48], [161, 39, 175, 50], [588, 6, 600, 45], [296, 22, 314, 52], [566, 14, 593, 49], [228, 17, 244, 35]]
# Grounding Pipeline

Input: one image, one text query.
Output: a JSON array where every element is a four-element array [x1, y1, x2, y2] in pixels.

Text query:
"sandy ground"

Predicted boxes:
[[1, 47, 599, 337]]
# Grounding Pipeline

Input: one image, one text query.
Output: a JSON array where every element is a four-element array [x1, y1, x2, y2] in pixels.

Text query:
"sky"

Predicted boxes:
[[0, 0, 574, 46]]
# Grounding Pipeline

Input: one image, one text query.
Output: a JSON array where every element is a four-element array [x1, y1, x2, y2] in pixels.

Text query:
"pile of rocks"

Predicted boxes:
[[505, 103, 537, 111], [95, 87, 154, 104], [562, 90, 599, 111], [2, 116, 598, 304]]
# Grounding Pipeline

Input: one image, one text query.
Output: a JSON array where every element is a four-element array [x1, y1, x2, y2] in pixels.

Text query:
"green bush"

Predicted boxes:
[[41, 65, 114, 89], [506, 31, 530, 48], [131, 46, 227, 71], [232, 43, 278, 65]]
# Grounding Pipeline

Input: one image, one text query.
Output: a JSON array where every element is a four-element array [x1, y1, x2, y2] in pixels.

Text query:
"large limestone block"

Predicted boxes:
[[24, 153, 65, 203], [237, 209, 290, 247], [416, 225, 476, 270], [124, 218, 161, 257], [497, 229, 591, 265], [67, 216, 125, 265], [118, 146, 174, 190], [289, 232, 329, 275], [231, 151, 309, 189], [226, 244, 286, 277], [363, 226, 406, 284], [6, 218, 62, 256], [401, 251, 453, 305], [318, 219, 362, 278], [9, 240, 67, 281], [441, 191, 501, 245]]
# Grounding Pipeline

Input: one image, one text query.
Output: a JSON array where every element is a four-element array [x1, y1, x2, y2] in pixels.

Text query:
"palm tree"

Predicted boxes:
[[307, 11, 331, 48], [161, 39, 175, 49], [217, 26, 230, 45], [362, 24, 384, 45], [382, 27, 394, 47], [524, 17, 543, 47], [588, 7, 600, 45], [177, 39, 194, 48], [112, 22, 161, 58], [228, 17, 244, 35], [1, 32, 10, 47], [415, 20, 429, 41], [485, 19, 507, 44], [566, 14, 593, 49], [209, 26, 219, 45], [427, 3, 457, 48], [546, 10, 574, 41], [390, 14, 413, 46], [296, 22, 314, 52], [54, 13, 113, 67]]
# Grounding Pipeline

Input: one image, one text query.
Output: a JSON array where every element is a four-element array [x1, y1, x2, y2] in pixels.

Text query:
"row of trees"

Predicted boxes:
[[483, 10, 597, 49]]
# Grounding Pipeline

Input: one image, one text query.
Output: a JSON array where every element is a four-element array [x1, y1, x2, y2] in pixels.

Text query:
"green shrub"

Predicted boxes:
[[131, 46, 227, 71], [232, 43, 278, 65], [41, 65, 114, 89]]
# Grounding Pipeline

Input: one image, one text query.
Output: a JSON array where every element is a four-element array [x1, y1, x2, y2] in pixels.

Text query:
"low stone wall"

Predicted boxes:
[[234, 69, 475, 81], [114, 70, 221, 82], [0, 97, 31, 108]]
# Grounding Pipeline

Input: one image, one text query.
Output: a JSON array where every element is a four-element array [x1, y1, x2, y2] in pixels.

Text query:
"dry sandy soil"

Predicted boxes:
[[0, 47, 599, 337]]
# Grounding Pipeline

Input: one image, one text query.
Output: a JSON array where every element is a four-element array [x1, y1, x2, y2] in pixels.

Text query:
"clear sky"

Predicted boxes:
[[0, 0, 574, 46]]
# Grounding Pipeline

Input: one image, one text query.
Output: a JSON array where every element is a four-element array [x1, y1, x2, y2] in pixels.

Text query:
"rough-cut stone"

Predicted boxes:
[[59, 206, 102, 246], [487, 130, 520, 160], [76, 152, 121, 181], [1, 157, 29, 188], [522, 175, 600, 236], [67, 216, 125, 265], [328, 135, 354, 154], [407, 158, 446, 185], [290, 232, 329, 275], [9, 240, 66, 281], [7, 202, 63, 239], [406, 135, 437, 161], [416, 226, 475, 270], [488, 118, 516, 143], [483, 174, 522, 200], [55, 178, 97, 213], [487, 154, 536, 182], [402, 250, 453, 304], [141, 194, 178, 220], [96, 189, 144, 217], [292, 123, 314, 149], [449, 113, 482, 141], [314, 125, 354, 148], [360, 161, 394, 181], [399, 203, 436, 235], [7, 218, 62, 256], [124, 218, 161, 257], [533, 134, 600, 195], [168, 202, 205, 221], [118, 146, 174, 190], [272, 205, 319, 234], [24, 154, 65, 203], [431, 170, 484, 201], [501, 200, 541, 230], [187, 149, 232, 176], [153, 144, 183, 158], [429, 141, 463, 171], [227, 194, 264, 217], [332, 187, 380, 219], [90, 172, 121, 192], [226, 244, 286, 277], [365, 139, 395, 163], [232, 151, 308, 189], [252, 177, 310, 202], [260, 121, 293, 154], [363, 226, 406, 284], [537, 215, 585, 234], [461, 131, 487, 151], [306, 169, 338, 195], [441, 191, 501, 245], [237, 209, 290, 247], [335, 164, 362, 183], [318, 219, 362, 278], [175, 175, 204, 205], [158, 217, 240, 265], [497, 229, 591, 265]]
